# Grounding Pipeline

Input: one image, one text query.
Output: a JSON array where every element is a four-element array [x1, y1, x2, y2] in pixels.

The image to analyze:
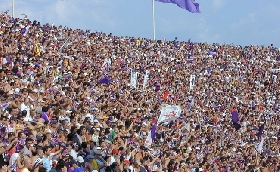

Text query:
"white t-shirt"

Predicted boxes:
[[21, 103, 32, 121], [92, 134, 99, 143], [70, 149, 78, 160]]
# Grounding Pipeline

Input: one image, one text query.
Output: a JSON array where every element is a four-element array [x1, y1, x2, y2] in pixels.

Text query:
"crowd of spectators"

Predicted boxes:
[[0, 12, 279, 172]]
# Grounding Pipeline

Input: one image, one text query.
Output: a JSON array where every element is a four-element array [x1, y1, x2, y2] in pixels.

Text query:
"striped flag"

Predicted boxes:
[[58, 37, 71, 54]]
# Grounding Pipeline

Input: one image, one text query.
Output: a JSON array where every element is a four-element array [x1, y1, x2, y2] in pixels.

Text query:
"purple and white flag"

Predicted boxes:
[[101, 58, 111, 71], [158, 104, 181, 124]]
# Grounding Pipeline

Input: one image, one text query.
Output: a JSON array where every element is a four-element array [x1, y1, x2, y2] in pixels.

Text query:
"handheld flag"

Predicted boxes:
[[162, 91, 169, 100], [98, 76, 110, 85], [230, 109, 239, 123], [257, 124, 264, 138], [34, 44, 41, 56]]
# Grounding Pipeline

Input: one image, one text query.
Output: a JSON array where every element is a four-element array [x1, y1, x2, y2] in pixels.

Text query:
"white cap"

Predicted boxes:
[[77, 156, 84, 163]]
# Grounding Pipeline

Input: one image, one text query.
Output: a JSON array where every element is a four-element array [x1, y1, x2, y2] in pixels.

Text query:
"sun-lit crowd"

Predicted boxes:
[[0, 12, 279, 172]]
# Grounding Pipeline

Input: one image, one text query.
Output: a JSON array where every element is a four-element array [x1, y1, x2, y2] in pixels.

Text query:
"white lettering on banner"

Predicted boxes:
[[157, 104, 181, 124], [130, 69, 137, 88]]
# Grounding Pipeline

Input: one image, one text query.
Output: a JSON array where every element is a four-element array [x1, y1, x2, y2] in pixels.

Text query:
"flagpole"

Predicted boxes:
[[12, 0, 15, 18], [152, 0, 156, 40]]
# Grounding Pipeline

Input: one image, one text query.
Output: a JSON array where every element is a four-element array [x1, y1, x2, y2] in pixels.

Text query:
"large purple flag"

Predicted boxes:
[[156, 0, 200, 13]]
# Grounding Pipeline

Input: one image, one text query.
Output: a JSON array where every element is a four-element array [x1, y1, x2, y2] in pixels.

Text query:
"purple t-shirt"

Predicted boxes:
[[67, 168, 74, 172]]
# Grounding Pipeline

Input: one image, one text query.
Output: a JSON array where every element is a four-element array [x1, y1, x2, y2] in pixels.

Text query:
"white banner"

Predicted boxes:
[[158, 104, 181, 124], [189, 74, 195, 90], [142, 70, 150, 90], [257, 137, 265, 153], [130, 69, 137, 88], [101, 58, 111, 71], [144, 131, 152, 147]]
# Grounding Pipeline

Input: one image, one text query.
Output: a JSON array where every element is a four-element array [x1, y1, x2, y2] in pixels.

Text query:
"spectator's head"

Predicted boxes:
[[23, 157, 33, 170], [21, 110, 27, 117], [26, 138, 33, 148], [42, 146, 51, 156], [36, 147, 44, 158], [18, 131, 26, 139], [16, 144, 25, 154], [38, 167, 48, 172]]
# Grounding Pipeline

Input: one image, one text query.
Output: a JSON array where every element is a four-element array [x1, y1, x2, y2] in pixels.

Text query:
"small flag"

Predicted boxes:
[[34, 44, 41, 56], [230, 109, 239, 123], [257, 124, 264, 138], [59, 37, 71, 54], [162, 91, 169, 100], [151, 123, 157, 141], [155, 85, 160, 92], [233, 122, 241, 131]]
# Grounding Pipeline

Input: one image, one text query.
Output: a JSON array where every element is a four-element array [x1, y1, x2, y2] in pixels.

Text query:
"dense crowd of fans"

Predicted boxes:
[[0, 12, 279, 172]]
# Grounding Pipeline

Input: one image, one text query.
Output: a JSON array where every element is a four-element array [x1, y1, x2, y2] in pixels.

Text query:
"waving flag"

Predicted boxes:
[[143, 70, 150, 90], [230, 109, 239, 123], [101, 58, 111, 71], [162, 91, 169, 100], [158, 104, 181, 124], [156, 0, 200, 13], [34, 44, 41, 56], [257, 137, 265, 153], [257, 124, 265, 138], [130, 69, 138, 88], [144, 131, 153, 147], [151, 123, 157, 141], [98, 75, 110, 84], [58, 37, 71, 54]]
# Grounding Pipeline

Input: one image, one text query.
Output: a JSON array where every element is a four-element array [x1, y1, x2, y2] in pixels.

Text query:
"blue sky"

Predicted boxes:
[[1, 0, 280, 47]]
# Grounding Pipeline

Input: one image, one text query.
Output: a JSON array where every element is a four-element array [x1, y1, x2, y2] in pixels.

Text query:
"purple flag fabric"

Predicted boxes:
[[151, 123, 157, 141], [231, 109, 239, 123], [98, 76, 110, 84], [41, 112, 50, 122], [156, 0, 200, 13], [257, 124, 264, 138]]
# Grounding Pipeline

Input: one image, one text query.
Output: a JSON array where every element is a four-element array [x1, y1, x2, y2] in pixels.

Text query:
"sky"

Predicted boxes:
[[0, 0, 280, 47]]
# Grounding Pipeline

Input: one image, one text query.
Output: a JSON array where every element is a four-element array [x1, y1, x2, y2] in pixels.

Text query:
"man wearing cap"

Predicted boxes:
[[73, 156, 84, 172], [70, 143, 79, 161], [93, 148, 107, 172], [84, 155, 95, 172]]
